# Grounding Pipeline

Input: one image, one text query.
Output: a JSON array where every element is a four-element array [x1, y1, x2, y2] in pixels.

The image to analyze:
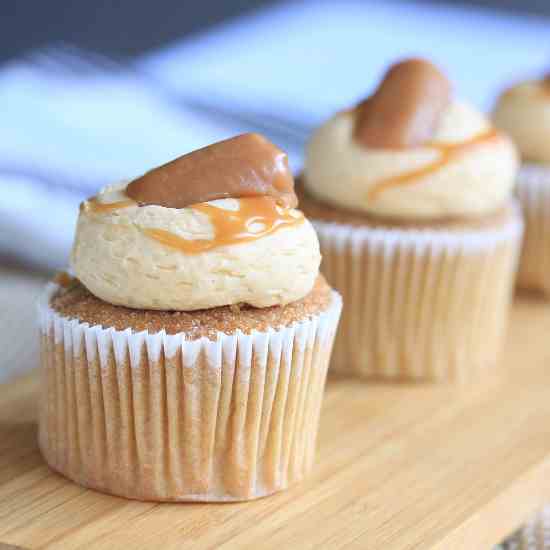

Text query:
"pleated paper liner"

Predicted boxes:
[[37, 283, 342, 502], [313, 203, 523, 382], [516, 164, 550, 295]]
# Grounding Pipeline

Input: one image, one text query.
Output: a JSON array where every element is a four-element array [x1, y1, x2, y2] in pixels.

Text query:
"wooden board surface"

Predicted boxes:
[[1, 293, 550, 549]]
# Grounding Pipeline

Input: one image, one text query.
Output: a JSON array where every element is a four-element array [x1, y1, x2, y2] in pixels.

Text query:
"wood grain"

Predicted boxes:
[[1, 273, 550, 548]]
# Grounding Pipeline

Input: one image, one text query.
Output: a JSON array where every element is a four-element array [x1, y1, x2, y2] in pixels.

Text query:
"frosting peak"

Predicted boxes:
[[71, 136, 320, 311], [303, 60, 518, 220], [72, 185, 320, 311], [127, 133, 297, 209], [355, 58, 452, 149], [493, 79, 550, 163]]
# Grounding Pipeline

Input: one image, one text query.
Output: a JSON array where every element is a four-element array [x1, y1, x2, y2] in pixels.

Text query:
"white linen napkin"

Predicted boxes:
[[142, 0, 550, 121], [0, 62, 236, 270]]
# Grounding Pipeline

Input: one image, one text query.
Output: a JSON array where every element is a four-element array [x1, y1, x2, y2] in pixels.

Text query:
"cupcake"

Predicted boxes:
[[299, 58, 522, 381], [38, 133, 342, 502], [493, 74, 550, 294]]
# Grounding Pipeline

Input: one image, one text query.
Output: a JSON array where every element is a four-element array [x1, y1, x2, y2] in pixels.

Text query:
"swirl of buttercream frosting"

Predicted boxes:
[[493, 78, 550, 164], [303, 59, 518, 220], [71, 135, 321, 311]]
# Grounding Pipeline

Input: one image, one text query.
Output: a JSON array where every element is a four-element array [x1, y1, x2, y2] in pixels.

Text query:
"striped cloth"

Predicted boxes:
[[2, 0, 549, 271], [499, 508, 550, 549]]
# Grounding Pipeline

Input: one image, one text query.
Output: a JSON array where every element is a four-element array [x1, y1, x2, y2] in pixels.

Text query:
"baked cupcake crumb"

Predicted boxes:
[[50, 275, 333, 339]]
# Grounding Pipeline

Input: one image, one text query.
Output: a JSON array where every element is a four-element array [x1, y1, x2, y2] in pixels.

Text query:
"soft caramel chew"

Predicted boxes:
[[354, 58, 452, 149], [50, 276, 332, 339], [127, 133, 298, 208]]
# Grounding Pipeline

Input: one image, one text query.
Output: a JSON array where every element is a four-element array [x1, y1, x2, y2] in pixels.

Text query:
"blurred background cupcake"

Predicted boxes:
[[39, 134, 342, 502], [299, 58, 522, 381], [493, 75, 550, 295]]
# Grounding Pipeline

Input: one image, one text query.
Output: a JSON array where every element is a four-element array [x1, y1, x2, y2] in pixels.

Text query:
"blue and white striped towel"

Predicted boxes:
[[1, 0, 548, 270]]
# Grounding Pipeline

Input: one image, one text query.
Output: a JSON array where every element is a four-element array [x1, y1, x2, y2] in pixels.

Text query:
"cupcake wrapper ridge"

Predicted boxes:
[[37, 284, 342, 502], [313, 203, 522, 381], [516, 164, 550, 295]]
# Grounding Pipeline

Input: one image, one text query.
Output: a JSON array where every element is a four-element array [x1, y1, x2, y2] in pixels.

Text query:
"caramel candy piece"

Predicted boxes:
[[354, 58, 452, 149], [126, 133, 297, 209]]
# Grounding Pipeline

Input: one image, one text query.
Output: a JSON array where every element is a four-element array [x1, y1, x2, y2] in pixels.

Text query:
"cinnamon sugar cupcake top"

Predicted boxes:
[[50, 275, 333, 339], [303, 58, 518, 220], [493, 75, 550, 163], [71, 134, 321, 311]]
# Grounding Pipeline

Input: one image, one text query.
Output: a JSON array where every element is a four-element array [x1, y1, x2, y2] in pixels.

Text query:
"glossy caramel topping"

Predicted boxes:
[[82, 197, 136, 213], [141, 196, 304, 254], [367, 129, 501, 201], [127, 133, 297, 209], [354, 58, 452, 149]]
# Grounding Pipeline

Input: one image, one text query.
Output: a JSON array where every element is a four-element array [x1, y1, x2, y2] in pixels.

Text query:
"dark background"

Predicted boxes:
[[2, 0, 549, 62]]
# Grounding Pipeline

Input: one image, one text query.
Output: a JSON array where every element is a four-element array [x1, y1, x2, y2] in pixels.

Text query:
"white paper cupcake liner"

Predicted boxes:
[[516, 164, 550, 295], [312, 203, 523, 381], [37, 283, 342, 502]]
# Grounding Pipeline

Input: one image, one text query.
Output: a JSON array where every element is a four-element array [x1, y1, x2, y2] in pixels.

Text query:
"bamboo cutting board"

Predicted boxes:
[[1, 295, 550, 550]]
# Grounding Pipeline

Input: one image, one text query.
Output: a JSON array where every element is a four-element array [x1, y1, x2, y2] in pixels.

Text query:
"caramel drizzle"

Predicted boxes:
[[53, 271, 76, 288], [367, 129, 501, 201], [142, 196, 304, 255], [82, 197, 136, 213]]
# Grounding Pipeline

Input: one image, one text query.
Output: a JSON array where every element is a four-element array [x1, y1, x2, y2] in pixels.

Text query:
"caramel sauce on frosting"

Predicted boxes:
[[71, 134, 319, 312], [83, 197, 135, 213], [53, 271, 77, 288], [355, 58, 452, 149], [79, 134, 305, 254], [367, 128, 501, 201], [304, 58, 517, 220], [142, 196, 304, 254]]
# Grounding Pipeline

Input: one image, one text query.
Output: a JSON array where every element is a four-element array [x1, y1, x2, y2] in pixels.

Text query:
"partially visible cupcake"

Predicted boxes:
[[299, 58, 522, 381], [493, 75, 550, 294], [38, 133, 342, 502]]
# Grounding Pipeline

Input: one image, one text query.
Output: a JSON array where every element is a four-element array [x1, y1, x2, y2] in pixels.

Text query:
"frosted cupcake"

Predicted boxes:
[[38, 133, 342, 502], [299, 58, 522, 381], [493, 75, 550, 294]]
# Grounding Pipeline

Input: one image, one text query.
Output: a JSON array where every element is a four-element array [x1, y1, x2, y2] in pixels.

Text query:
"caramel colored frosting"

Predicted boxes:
[[354, 58, 452, 149], [366, 128, 500, 201], [303, 58, 518, 220], [71, 180, 320, 311], [141, 196, 302, 255], [127, 133, 297, 208], [71, 134, 322, 311], [493, 77, 550, 163], [297, 180, 516, 231]]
